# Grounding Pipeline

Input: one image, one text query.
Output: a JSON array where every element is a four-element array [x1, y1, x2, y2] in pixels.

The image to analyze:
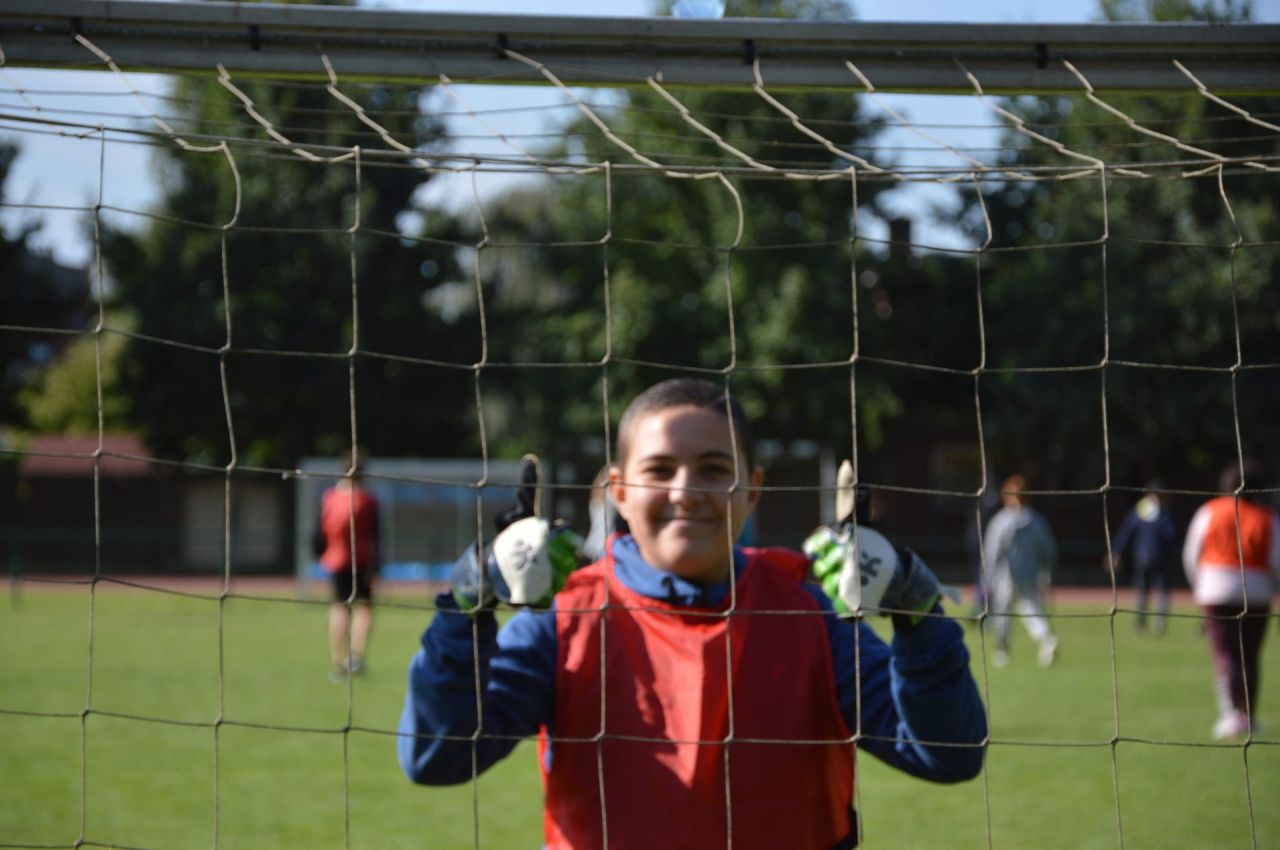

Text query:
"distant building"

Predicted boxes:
[[2, 433, 289, 575]]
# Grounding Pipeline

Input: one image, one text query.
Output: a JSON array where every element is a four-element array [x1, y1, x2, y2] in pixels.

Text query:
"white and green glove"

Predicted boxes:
[[450, 454, 585, 612], [802, 460, 956, 625]]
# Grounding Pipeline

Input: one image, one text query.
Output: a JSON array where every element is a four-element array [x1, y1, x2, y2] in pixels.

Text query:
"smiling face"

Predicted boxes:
[[610, 405, 762, 585]]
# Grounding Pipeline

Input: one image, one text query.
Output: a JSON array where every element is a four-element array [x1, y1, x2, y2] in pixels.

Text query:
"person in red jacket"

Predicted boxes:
[[399, 379, 986, 849], [316, 451, 381, 681], [1183, 458, 1280, 739]]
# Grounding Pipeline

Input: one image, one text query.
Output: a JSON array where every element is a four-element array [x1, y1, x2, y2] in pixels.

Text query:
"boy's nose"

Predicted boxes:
[[668, 469, 702, 503]]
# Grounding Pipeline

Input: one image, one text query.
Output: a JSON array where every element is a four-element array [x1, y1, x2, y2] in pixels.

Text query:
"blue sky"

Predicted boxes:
[[2, 0, 1277, 264]]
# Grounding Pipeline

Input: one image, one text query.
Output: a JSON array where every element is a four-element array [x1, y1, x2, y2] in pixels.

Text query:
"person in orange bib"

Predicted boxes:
[[398, 379, 986, 849], [316, 451, 381, 681], [1183, 458, 1280, 740]]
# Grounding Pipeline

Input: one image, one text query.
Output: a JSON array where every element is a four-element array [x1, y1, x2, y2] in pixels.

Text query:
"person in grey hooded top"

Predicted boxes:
[[984, 474, 1059, 668]]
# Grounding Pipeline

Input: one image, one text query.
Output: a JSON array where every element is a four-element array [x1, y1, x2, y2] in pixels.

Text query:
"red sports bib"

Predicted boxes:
[[542, 548, 855, 850]]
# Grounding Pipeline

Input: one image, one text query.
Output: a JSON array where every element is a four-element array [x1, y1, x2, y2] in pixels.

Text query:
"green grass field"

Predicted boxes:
[[3, 581, 1278, 849]]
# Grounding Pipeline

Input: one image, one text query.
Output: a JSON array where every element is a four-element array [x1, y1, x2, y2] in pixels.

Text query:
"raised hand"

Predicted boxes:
[[803, 460, 952, 624], [451, 455, 584, 611]]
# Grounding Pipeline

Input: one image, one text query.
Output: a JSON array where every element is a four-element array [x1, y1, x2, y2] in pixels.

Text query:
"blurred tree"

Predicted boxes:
[[471, 0, 981, 477], [0, 145, 92, 425], [17, 327, 130, 434], [102, 69, 472, 467], [953, 0, 1278, 491], [0, 142, 95, 431]]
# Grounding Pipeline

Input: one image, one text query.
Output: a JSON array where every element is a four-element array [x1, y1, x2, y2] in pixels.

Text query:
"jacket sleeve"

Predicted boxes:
[[982, 514, 1005, 576], [1269, 512, 1280, 581], [397, 593, 557, 785], [370, 495, 382, 570], [807, 585, 987, 783], [1111, 510, 1136, 564], [1038, 515, 1058, 573], [1159, 512, 1179, 567], [1182, 505, 1211, 585]]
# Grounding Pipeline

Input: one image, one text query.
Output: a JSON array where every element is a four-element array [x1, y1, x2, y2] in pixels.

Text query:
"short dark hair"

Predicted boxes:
[[340, 447, 367, 479], [1001, 473, 1028, 504], [616, 378, 755, 471], [1219, 457, 1265, 495]]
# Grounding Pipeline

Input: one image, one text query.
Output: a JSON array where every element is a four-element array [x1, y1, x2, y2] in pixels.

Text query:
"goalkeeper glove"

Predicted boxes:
[[803, 459, 954, 625], [450, 454, 585, 612]]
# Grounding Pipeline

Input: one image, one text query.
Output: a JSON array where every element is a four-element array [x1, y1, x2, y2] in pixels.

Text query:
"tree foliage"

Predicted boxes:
[[0, 143, 97, 431], [86, 0, 1275, 501], [17, 328, 130, 434], [467, 0, 983, 472], [1097, 0, 1249, 22], [102, 75, 472, 467], [957, 0, 1278, 490]]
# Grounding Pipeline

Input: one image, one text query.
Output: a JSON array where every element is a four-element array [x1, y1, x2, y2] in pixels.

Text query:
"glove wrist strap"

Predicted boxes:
[[448, 542, 496, 614]]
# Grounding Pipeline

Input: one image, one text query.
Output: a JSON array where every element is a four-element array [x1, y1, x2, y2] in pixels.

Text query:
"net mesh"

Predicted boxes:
[[1, 17, 1278, 850]]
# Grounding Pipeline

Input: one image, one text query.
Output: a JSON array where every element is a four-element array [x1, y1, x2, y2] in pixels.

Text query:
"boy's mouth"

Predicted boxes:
[[663, 515, 719, 528]]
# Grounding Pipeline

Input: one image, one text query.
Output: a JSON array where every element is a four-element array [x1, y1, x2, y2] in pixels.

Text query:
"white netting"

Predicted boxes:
[[1, 14, 1278, 850]]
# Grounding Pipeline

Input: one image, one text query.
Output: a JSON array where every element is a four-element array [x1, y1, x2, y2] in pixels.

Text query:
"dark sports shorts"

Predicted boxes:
[[331, 568, 375, 603]]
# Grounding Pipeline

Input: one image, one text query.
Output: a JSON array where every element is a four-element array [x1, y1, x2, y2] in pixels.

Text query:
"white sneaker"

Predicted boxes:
[[1038, 637, 1058, 668], [992, 649, 1010, 668], [1213, 712, 1251, 740]]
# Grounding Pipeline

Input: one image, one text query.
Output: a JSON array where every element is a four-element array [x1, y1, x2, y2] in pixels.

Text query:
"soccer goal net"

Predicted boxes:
[[2, 1, 1278, 848]]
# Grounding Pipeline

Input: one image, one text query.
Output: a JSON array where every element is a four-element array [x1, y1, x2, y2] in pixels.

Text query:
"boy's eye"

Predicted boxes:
[[700, 462, 736, 479], [639, 463, 675, 480]]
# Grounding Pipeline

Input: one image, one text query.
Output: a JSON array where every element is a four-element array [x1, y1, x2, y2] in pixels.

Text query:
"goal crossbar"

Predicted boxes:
[[2, 0, 1279, 94]]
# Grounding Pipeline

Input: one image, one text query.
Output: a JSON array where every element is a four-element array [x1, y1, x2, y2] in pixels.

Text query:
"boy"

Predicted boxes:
[[398, 378, 986, 849]]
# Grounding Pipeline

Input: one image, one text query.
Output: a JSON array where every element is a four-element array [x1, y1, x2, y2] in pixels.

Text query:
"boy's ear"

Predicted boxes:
[[746, 466, 764, 512], [608, 466, 630, 519]]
